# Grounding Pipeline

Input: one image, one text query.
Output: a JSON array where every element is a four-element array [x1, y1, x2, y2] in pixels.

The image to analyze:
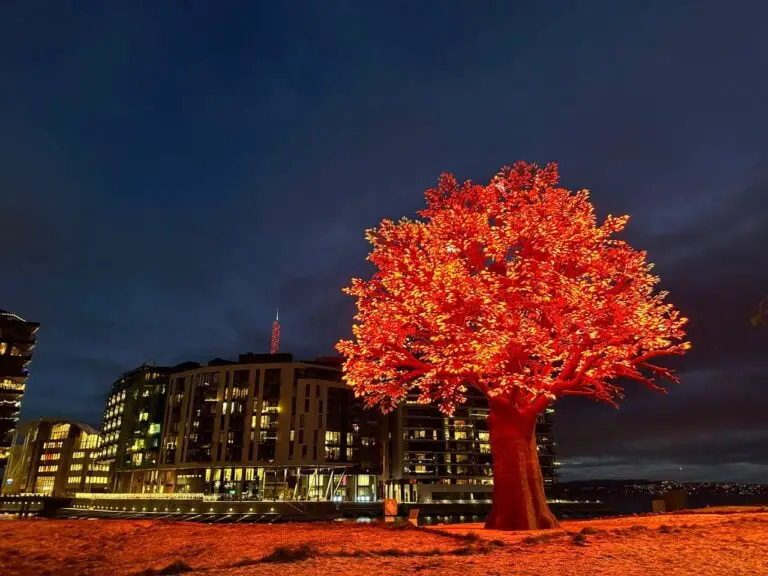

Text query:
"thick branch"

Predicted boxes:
[[523, 393, 551, 418], [400, 368, 428, 382], [550, 353, 598, 393], [560, 390, 596, 397], [554, 348, 584, 385], [631, 348, 685, 366]]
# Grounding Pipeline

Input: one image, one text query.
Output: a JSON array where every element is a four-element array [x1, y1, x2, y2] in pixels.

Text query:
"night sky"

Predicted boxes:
[[1, 1, 767, 483]]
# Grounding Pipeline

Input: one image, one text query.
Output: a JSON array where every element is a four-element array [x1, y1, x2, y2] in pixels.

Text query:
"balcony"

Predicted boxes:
[[0, 355, 33, 376]]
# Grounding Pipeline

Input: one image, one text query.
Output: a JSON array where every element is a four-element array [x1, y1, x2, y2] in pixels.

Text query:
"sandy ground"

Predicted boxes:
[[2, 509, 768, 575]]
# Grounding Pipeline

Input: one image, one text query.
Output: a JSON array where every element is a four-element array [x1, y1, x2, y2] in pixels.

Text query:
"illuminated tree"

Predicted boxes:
[[337, 162, 690, 530]]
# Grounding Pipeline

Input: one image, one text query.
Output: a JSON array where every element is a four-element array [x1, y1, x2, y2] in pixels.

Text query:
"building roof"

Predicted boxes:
[[0, 309, 39, 326], [16, 418, 100, 436], [0, 309, 26, 322]]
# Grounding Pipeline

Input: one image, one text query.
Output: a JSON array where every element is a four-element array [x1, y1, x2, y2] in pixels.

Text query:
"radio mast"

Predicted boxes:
[[270, 309, 281, 353]]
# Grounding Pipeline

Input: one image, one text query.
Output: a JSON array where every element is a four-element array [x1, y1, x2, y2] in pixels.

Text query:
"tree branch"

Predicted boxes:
[[560, 389, 595, 396], [616, 367, 666, 393], [630, 348, 684, 366], [640, 362, 680, 384], [469, 378, 490, 395], [400, 368, 428, 382], [523, 393, 551, 418]]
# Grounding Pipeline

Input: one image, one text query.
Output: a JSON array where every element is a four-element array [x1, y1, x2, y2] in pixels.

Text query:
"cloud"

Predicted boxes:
[[557, 366, 768, 482], [562, 456, 768, 483]]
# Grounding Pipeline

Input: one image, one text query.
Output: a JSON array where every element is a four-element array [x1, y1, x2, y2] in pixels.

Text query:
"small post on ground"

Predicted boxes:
[[383, 498, 397, 523]]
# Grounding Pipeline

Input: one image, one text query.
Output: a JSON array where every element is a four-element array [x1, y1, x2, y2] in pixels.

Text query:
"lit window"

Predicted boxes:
[[50, 423, 71, 440], [34, 477, 55, 494], [325, 446, 340, 460], [325, 431, 340, 445]]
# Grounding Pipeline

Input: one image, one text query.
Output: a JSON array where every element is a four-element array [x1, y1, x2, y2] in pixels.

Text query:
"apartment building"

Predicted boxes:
[[1, 419, 107, 496]]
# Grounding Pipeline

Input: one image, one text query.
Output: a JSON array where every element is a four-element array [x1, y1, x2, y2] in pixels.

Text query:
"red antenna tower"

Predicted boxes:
[[270, 309, 280, 354]]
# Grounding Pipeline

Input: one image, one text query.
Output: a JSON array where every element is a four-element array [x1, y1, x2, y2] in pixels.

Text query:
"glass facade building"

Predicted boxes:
[[97, 363, 198, 492]]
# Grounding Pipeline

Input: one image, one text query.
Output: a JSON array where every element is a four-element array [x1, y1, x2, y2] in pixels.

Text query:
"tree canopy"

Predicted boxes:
[[337, 162, 690, 416]]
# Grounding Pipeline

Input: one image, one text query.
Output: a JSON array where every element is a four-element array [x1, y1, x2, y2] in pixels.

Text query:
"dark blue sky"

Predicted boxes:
[[1, 1, 767, 482]]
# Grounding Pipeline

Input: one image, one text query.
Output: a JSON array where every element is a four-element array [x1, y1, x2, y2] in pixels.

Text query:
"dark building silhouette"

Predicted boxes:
[[0, 310, 39, 469], [382, 388, 558, 503]]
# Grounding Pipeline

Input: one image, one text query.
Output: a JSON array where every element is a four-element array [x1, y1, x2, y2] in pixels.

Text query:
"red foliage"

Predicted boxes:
[[337, 161, 689, 414], [336, 161, 690, 529]]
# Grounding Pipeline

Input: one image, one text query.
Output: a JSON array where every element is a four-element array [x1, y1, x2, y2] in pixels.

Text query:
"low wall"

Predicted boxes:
[[0, 495, 73, 517], [69, 495, 380, 521], [65, 494, 612, 523]]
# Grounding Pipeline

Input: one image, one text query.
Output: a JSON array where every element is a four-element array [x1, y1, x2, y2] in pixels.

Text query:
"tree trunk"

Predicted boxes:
[[484, 397, 558, 530]]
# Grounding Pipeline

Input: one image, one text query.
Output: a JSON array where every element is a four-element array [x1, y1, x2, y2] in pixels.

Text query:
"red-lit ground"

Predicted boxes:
[[2, 509, 767, 575]]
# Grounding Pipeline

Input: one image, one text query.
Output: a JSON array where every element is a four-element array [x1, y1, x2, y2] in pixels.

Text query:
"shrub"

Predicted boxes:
[[259, 544, 319, 563], [489, 539, 506, 547], [522, 531, 567, 545], [136, 560, 194, 575], [571, 533, 588, 546], [427, 527, 484, 543]]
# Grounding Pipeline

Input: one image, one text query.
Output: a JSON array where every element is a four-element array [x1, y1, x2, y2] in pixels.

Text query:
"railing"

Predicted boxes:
[[75, 492, 205, 500], [70, 492, 380, 504], [1, 493, 47, 498]]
